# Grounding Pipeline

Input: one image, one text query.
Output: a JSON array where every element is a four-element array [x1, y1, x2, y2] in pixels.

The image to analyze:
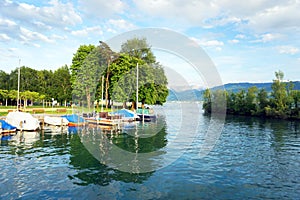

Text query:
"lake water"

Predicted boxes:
[[0, 102, 299, 199]]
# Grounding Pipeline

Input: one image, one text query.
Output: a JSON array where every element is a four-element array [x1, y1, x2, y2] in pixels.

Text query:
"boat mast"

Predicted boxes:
[[17, 59, 21, 111], [101, 75, 104, 112], [136, 62, 138, 111]]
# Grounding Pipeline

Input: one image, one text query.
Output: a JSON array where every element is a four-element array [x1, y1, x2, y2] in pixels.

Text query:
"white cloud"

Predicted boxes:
[[252, 33, 282, 43], [199, 40, 224, 47], [107, 19, 136, 31], [0, 18, 17, 26], [0, 33, 11, 41], [260, 33, 281, 42], [248, 3, 300, 32], [228, 39, 239, 44], [79, 0, 127, 18], [277, 46, 299, 55], [51, 34, 67, 40], [0, 0, 82, 46], [0, 0, 82, 29], [131, 0, 300, 37], [235, 34, 246, 39], [71, 26, 103, 37], [8, 48, 18, 52], [217, 0, 283, 17], [20, 27, 54, 43], [133, 0, 219, 26], [191, 37, 224, 51]]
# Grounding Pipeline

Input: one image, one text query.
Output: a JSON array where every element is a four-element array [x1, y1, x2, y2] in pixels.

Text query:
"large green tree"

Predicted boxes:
[[71, 44, 107, 111], [120, 37, 156, 64], [52, 65, 72, 105], [0, 70, 9, 90], [99, 41, 119, 109], [270, 70, 289, 117], [70, 44, 96, 86], [113, 38, 168, 108], [256, 88, 269, 115], [37, 69, 54, 98]]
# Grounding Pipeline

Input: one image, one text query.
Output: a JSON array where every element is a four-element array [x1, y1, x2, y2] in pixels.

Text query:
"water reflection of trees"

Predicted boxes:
[[225, 114, 300, 148], [68, 118, 168, 186]]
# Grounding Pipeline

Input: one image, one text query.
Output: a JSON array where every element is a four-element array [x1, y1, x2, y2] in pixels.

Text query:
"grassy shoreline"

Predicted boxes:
[[0, 106, 116, 117]]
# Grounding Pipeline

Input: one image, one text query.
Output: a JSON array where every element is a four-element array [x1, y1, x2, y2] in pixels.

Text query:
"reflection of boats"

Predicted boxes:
[[11, 131, 40, 145], [62, 114, 85, 126], [86, 117, 120, 128], [6, 112, 40, 131], [68, 126, 84, 134], [43, 126, 68, 135], [0, 119, 17, 134]]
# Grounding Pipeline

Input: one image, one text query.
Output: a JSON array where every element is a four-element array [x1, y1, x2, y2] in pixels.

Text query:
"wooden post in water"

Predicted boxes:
[[40, 117, 44, 130], [19, 121, 23, 132]]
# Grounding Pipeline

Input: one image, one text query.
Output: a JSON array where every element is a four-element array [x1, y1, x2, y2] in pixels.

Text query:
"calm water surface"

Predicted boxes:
[[0, 102, 299, 199]]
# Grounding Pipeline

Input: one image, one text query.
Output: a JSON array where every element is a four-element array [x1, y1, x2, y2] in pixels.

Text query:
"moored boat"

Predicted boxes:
[[136, 108, 156, 122], [6, 111, 40, 131], [44, 116, 69, 126], [0, 119, 17, 134], [110, 109, 139, 122], [62, 114, 85, 126]]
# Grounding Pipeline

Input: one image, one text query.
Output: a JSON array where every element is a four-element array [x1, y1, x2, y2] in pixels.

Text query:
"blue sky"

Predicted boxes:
[[1, 0, 300, 87]]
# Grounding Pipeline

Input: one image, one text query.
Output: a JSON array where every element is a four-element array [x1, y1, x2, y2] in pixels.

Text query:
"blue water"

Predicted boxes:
[[0, 102, 299, 199]]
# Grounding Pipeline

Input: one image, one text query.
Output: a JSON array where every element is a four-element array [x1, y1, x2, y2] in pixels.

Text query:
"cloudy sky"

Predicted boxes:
[[1, 0, 300, 86]]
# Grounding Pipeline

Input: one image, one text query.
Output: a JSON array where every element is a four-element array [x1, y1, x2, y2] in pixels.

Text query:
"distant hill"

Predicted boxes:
[[167, 89, 203, 101], [214, 81, 300, 93], [166, 81, 300, 101]]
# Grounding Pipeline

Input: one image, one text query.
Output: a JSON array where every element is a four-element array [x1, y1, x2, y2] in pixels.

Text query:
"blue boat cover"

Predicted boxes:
[[111, 109, 136, 118], [0, 119, 16, 130], [62, 114, 85, 123]]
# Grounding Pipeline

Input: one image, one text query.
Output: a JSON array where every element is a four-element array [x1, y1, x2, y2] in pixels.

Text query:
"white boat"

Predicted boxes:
[[6, 111, 40, 131], [44, 116, 69, 126]]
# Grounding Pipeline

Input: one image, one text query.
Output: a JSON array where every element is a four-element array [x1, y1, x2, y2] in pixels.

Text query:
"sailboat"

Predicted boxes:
[[5, 59, 40, 131]]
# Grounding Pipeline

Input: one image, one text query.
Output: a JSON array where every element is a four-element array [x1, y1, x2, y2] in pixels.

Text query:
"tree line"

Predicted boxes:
[[203, 71, 300, 119], [0, 38, 169, 110], [0, 65, 71, 107]]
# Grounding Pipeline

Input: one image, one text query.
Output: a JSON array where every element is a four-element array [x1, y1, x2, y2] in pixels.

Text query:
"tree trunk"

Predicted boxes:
[[86, 86, 91, 111], [131, 101, 136, 111], [105, 60, 110, 109]]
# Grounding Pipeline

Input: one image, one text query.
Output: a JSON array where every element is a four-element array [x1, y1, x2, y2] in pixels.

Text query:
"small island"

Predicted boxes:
[[203, 70, 300, 120]]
